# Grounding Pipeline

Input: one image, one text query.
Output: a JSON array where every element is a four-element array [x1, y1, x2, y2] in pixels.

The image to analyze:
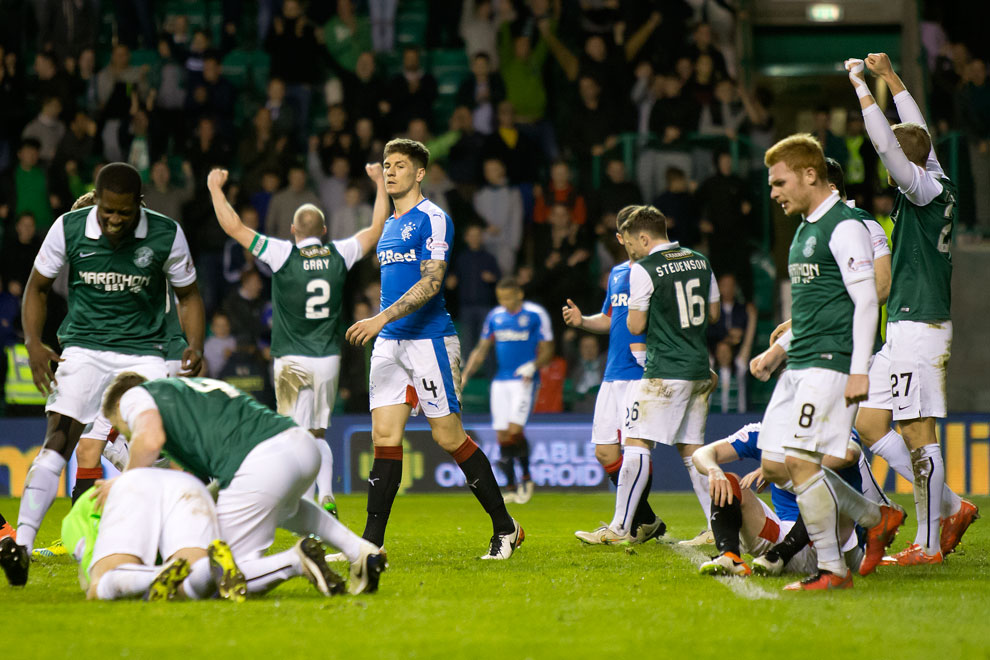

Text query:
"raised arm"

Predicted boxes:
[[208, 168, 256, 249], [625, 12, 662, 61], [351, 162, 390, 257], [536, 18, 578, 81]]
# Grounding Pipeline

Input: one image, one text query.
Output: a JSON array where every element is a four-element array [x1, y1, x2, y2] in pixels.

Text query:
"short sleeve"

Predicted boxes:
[[627, 263, 654, 311], [481, 309, 496, 340], [708, 272, 720, 303], [119, 387, 159, 429], [422, 211, 451, 261], [250, 234, 293, 273], [534, 305, 553, 341], [332, 236, 364, 271], [829, 220, 875, 286], [34, 216, 67, 278], [863, 218, 891, 260], [601, 293, 612, 316], [165, 225, 198, 287]]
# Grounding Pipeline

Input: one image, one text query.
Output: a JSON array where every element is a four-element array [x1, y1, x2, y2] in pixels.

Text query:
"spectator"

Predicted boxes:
[[447, 223, 500, 358], [1, 211, 42, 293], [53, 111, 98, 180], [683, 22, 729, 79], [843, 112, 879, 210], [386, 47, 438, 133], [323, 0, 372, 72], [594, 158, 642, 220], [238, 107, 291, 194], [427, 0, 463, 48], [368, 0, 398, 52], [0, 46, 26, 172], [185, 52, 237, 139], [532, 203, 593, 339], [119, 106, 152, 179], [183, 29, 211, 76], [1, 139, 56, 232], [932, 41, 969, 131], [739, 84, 775, 164], [696, 151, 754, 299], [204, 311, 237, 377], [95, 44, 149, 161], [219, 338, 275, 406], [0, 274, 19, 354], [111, 0, 156, 50], [326, 51, 390, 127], [338, 298, 372, 411], [28, 52, 78, 118], [654, 167, 699, 247], [446, 106, 486, 184], [184, 117, 232, 191], [460, 0, 499, 65], [264, 77, 298, 141], [638, 73, 698, 201], [698, 79, 746, 141], [565, 76, 621, 181], [220, 268, 267, 346], [223, 206, 271, 286], [21, 97, 66, 164], [250, 170, 282, 232], [35, 0, 99, 61], [423, 162, 480, 230], [144, 160, 195, 225], [307, 141, 350, 223], [264, 0, 326, 144], [474, 158, 523, 275], [497, 13, 550, 133], [331, 182, 372, 241], [534, 160, 587, 226], [956, 57, 990, 231], [707, 273, 756, 413], [481, 101, 542, 184], [456, 53, 506, 135], [811, 105, 848, 165], [687, 53, 717, 107], [350, 116, 384, 173], [148, 36, 188, 158], [266, 164, 321, 239], [567, 334, 605, 412]]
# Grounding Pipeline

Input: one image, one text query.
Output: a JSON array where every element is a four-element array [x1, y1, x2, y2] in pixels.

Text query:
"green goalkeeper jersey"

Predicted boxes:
[[887, 178, 955, 323], [138, 378, 296, 488], [61, 488, 100, 590]]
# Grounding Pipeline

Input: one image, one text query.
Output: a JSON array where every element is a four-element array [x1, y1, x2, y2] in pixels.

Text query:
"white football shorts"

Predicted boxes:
[[591, 379, 636, 445], [887, 320, 951, 420], [757, 368, 856, 459], [274, 355, 341, 430], [369, 336, 462, 418], [623, 377, 714, 446], [490, 378, 537, 431]]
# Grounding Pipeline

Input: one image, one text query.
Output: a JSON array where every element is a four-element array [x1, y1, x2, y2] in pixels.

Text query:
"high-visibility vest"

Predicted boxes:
[[5, 344, 48, 405]]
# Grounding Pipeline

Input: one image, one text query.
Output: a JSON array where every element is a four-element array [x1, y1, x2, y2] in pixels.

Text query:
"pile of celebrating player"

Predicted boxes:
[[0, 53, 979, 598]]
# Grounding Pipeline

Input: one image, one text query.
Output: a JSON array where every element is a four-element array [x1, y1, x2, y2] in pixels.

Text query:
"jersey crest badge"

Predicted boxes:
[[519, 315, 529, 327], [802, 236, 817, 258], [133, 246, 154, 268], [401, 222, 415, 241]]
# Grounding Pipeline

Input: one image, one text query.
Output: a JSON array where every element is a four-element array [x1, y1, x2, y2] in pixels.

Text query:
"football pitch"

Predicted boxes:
[[2, 492, 989, 660]]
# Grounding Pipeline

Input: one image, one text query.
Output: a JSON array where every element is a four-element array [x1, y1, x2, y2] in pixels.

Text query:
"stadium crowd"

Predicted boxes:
[[0, 0, 984, 412]]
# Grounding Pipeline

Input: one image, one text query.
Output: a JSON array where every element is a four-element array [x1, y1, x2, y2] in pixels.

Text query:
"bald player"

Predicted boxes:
[[208, 166, 389, 514]]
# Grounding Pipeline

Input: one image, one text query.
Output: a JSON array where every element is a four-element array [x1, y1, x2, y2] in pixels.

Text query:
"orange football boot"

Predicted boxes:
[[940, 499, 979, 556], [0, 523, 14, 541], [784, 570, 853, 591], [879, 543, 943, 566], [860, 504, 907, 576]]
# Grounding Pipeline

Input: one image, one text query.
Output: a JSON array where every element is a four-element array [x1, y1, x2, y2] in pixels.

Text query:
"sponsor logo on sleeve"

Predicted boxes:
[[426, 237, 448, 253], [847, 257, 872, 272]]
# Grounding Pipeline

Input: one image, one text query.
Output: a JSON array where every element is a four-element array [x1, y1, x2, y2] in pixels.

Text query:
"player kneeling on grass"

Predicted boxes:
[[61, 469, 246, 601], [99, 374, 386, 596]]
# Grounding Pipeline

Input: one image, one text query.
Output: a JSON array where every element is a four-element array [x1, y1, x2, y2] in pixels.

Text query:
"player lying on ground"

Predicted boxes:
[[564, 205, 665, 544], [62, 468, 246, 601], [344, 138, 522, 560], [99, 374, 385, 596], [691, 422, 903, 579], [461, 277, 554, 504], [0, 164, 206, 586], [209, 163, 390, 518], [845, 53, 977, 565]]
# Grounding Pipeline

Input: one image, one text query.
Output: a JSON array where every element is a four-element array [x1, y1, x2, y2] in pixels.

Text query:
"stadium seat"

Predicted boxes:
[[430, 49, 470, 96], [129, 49, 161, 69], [222, 49, 253, 88], [395, 0, 428, 47]]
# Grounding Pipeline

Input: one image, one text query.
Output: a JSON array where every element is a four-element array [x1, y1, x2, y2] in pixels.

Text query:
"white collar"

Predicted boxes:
[[85, 207, 148, 240], [804, 191, 841, 224], [844, 199, 855, 208], [296, 236, 323, 248], [648, 240, 680, 255]]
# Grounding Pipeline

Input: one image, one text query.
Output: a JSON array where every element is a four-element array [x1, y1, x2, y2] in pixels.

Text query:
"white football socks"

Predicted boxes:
[[719, 366, 731, 412], [911, 444, 945, 555], [870, 430, 961, 517], [856, 451, 890, 505], [16, 449, 66, 553], [282, 498, 362, 561], [241, 550, 303, 594], [95, 564, 159, 600], [609, 446, 651, 536], [682, 454, 712, 527], [314, 439, 334, 500], [182, 557, 215, 600], [823, 467, 881, 528], [794, 471, 847, 576]]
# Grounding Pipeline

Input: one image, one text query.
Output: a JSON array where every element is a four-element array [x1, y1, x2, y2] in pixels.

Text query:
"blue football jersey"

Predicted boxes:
[[482, 301, 553, 381], [377, 198, 457, 340], [601, 261, 647, 382], [728, 423, 800, 522]]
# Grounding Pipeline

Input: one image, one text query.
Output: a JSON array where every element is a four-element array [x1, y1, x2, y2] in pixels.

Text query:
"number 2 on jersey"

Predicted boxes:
[[305, 280, 331, 319], [184, 378, 240, 398], [673, 278, 706, 328]]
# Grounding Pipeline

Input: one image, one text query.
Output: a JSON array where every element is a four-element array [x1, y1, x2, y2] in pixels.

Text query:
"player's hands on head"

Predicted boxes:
[[180, 347, 204, 376], [561, 299, 583, 328], [708, 468, 733, 506], [207, 168, 229, 192], [844, 373, 869, 406], [365, 162, 384, 184], [865, 53, 892, 77], [346, 314, 387, 346], [24, 339, 62, 395]]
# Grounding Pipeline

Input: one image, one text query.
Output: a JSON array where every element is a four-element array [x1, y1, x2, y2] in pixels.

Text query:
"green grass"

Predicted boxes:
[[3, 493, 989, 660]]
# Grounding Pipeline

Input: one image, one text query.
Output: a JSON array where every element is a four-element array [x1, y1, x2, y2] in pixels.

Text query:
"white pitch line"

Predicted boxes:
[[662, 539, 780, 601]]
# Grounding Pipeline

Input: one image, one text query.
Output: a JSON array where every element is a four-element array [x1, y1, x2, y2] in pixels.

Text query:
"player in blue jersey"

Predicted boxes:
[[345, 139, 522, 560], [563, 206, 666, 545], [460, 278, 555, 504], [691, 422, 901, 583]]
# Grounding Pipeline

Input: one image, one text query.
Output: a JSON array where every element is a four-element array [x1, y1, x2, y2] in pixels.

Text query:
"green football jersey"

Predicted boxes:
[[137, 378, 296, 488], [787, 201, 866, 373], [163, 284, 188, 361], [633, 244, 714, 381], [43, 206, 195, 356], [251, 234, 355, 358], [887, 178, 955, 322]]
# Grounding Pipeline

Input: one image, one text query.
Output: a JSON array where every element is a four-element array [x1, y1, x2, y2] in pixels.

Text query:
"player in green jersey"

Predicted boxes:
[[586, 206, 720, 545], [208, 164, 388, 518], [0, 163, 206, 587], [754, 134, 897, 591], [62, 468, 246, 601], [846, 53, 977, 565], [100, 374, 385, 596]]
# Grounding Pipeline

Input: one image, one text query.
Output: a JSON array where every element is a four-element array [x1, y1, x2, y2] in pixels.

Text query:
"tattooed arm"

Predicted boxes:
[[345, 259, 447, 346]]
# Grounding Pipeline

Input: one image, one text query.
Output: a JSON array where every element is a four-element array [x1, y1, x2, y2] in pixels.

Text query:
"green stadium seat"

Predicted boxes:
[[461, 377, 490, 413], [396, 0, 428, 47], [430, 49, 469, 96], [222, 49, 253, 88], [250, 50, 271, 95], [130, 49, 161, 69]]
